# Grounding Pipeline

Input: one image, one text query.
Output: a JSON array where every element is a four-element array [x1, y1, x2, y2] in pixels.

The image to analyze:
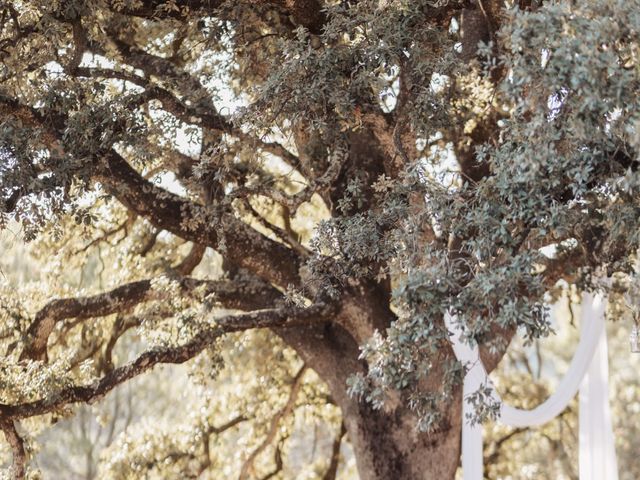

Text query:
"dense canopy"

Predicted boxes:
[[1, 0, 640, 478]]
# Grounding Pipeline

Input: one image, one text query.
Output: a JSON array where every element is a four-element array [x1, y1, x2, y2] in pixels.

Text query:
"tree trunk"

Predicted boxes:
[[276, 305, 463, 480], [341, 398, 462, 480]]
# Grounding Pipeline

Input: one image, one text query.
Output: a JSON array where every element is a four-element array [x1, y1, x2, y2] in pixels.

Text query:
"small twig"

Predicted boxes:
[[322, 422, 346, 480], [483, 426, 526, 465], [73, 220, 129, 254], [258, 442, 283, 480], [567, 291, 576, 327], [197, 416, 247, 476]]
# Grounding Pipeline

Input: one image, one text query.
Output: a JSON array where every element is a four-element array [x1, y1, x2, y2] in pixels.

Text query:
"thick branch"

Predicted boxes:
[[21, 275, 283, 361], [21, 279, 152, 361], [3, 304, 330, 421], [98, 150, 303, 288], [0, 76, 305, 292]]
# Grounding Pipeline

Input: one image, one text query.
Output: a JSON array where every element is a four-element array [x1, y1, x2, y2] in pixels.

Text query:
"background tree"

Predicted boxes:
[[1, 0, 640, 479]]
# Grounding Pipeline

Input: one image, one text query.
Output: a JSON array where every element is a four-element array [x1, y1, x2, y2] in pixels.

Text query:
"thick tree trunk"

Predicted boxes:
[[341, 399, 462, 480], [277, 303, 463, 480]]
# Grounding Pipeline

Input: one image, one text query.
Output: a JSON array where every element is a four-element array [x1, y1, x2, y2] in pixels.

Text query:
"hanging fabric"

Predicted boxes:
[[579, 318, 618, 480], [446, 293, 619, 480]]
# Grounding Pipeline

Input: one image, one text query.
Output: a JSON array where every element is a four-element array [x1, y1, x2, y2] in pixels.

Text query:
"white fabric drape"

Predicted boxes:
[[579, 320, 618, 480], [447, 293, 619, 480], [454, 328, 486, 479]]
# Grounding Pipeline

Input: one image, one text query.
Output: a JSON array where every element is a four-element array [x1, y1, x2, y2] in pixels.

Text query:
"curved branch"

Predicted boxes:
[[21, 275, 283, 361], [102, 314, 141, 373], [21, 279, 152, 361], [175, 243, 206, 275], [3, 304, 330, 421], [73, 217, 131, 254]]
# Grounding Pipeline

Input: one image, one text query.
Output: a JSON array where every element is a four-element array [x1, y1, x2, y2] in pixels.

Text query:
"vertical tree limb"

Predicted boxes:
[[322, 422, 346, 480], [238, 365, 307, 480], [0, 418, 26, 480]]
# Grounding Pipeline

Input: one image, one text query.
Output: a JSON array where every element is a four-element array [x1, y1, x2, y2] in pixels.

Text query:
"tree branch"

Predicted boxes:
[[20, 275, 283, 361], [3, 304, 330, 421], [175, 243, 206, 275], [322, 422, 346, 480], [0, 79, 305, 291], [101, 243, 207, 371], [197, 415, 248, 476], [239, 199, 309, 257], [98, 150, 303, 288], [0, 418, 26, 480], [83, 26, 303, 171], [238, 365, 307, 480], [258, 443, 283, 480], [483, 426, 527, 465], [209, 415, 247, 435], [101, 314, 141, 373], [73, 216, 131, 254], [74, 64, 301, 172], [109, 0, 326, 34]]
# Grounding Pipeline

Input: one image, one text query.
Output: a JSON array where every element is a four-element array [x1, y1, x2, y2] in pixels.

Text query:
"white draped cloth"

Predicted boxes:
[[446, 293, 618, 479]]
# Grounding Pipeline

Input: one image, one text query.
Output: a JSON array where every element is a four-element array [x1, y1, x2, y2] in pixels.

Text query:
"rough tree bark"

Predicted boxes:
[[274, 292, 465, 479]]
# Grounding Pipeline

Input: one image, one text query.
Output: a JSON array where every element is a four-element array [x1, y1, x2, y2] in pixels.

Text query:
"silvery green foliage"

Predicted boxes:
[[0, 82, 146, 239], [340, 0, 640, 430], [240, 0, 459, 131]]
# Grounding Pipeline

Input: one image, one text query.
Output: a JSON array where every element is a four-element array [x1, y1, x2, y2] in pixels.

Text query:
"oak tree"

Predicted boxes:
[[1, 0, 640, 478]]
